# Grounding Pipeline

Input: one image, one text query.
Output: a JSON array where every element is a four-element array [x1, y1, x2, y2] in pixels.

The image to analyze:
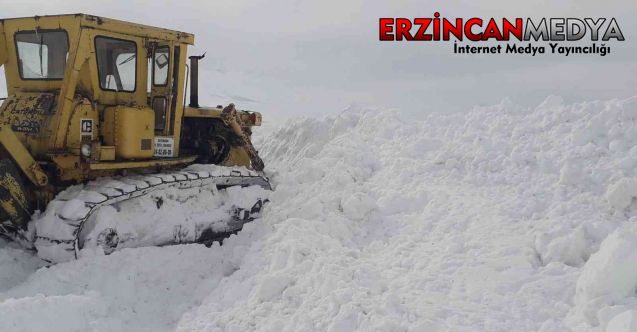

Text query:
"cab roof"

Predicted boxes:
[[0, 13, 194, 45]]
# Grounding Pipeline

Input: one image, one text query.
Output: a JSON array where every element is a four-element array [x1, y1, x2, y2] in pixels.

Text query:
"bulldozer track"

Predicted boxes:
[[34, 167, 270, 263]]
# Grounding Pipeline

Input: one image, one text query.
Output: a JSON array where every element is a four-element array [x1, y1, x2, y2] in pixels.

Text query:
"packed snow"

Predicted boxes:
[[1, 96, 637, 331]]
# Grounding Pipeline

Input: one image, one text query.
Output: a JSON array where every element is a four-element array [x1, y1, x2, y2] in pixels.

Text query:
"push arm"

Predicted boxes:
[[0, 125, 48, 186]]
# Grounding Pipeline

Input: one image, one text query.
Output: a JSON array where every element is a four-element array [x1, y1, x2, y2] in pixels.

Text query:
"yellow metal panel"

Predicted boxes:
[[49, 154, 83, 182], [65, 99, 99, 155], [103, 106, 155, 159], [102, 107, 116, 146], [99, 146, 115, 161]]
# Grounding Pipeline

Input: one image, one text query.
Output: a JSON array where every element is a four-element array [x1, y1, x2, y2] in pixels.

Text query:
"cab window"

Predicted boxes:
[[153, 46, 170, 86], [95, 36, 137, 92], [15, 30, 68, 80]]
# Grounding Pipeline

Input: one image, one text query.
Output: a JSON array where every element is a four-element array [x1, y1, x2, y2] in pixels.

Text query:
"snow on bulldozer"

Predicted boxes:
[[0, 14, 270, 263]]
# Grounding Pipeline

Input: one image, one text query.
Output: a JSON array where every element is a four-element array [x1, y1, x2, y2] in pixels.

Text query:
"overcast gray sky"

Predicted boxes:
[[1, 0, 635, 120]]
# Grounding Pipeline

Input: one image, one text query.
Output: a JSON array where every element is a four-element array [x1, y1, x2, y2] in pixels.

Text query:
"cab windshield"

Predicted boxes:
[[95, 36, 137, 92], [15, 30, 68, 80]]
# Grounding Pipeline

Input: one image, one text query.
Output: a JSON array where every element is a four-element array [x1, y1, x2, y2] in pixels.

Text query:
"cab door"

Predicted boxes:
[[149, 42, 178, 157]]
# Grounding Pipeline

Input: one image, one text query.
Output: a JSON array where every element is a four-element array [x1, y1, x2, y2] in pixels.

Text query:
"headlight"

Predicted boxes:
[[81, 144, 91, 157]]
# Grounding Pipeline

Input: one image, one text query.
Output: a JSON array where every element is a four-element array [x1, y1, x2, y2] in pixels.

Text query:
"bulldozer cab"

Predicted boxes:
[[0, 15, 202, 183], [0, 14, 192, 146], [0, 13, 262, 175]]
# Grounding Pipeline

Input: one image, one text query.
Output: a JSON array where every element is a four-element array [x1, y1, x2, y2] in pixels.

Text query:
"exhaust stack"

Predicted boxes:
[[188, 53, 206, 108]]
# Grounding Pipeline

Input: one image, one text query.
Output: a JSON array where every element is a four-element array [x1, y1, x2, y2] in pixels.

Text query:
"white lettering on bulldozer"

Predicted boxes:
[[154, 137, 174, 157]]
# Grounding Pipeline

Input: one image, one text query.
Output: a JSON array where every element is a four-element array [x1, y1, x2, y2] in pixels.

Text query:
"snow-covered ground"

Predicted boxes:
[[2, 96, 637, 331]]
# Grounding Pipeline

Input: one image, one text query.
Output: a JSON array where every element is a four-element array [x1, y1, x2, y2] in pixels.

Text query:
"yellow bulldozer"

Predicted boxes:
[[0, 14, 270, 262]]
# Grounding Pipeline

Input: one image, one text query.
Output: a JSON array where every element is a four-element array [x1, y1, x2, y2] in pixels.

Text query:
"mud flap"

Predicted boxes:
[[0, 159, 32, 229]]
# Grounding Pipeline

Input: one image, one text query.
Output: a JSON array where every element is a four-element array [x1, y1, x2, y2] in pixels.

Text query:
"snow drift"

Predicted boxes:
[[1, 95, 637, 331]]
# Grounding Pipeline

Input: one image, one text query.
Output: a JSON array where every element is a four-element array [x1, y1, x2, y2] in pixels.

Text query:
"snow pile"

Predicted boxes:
[[606, 310, 637, 332], [607, 178, 637, 210], [1, 96, 637, 331], [0, 237, 270, 332], [177, 96, 637, 331], [573, 229, 637, 330], [0, 241, 44, 293]]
